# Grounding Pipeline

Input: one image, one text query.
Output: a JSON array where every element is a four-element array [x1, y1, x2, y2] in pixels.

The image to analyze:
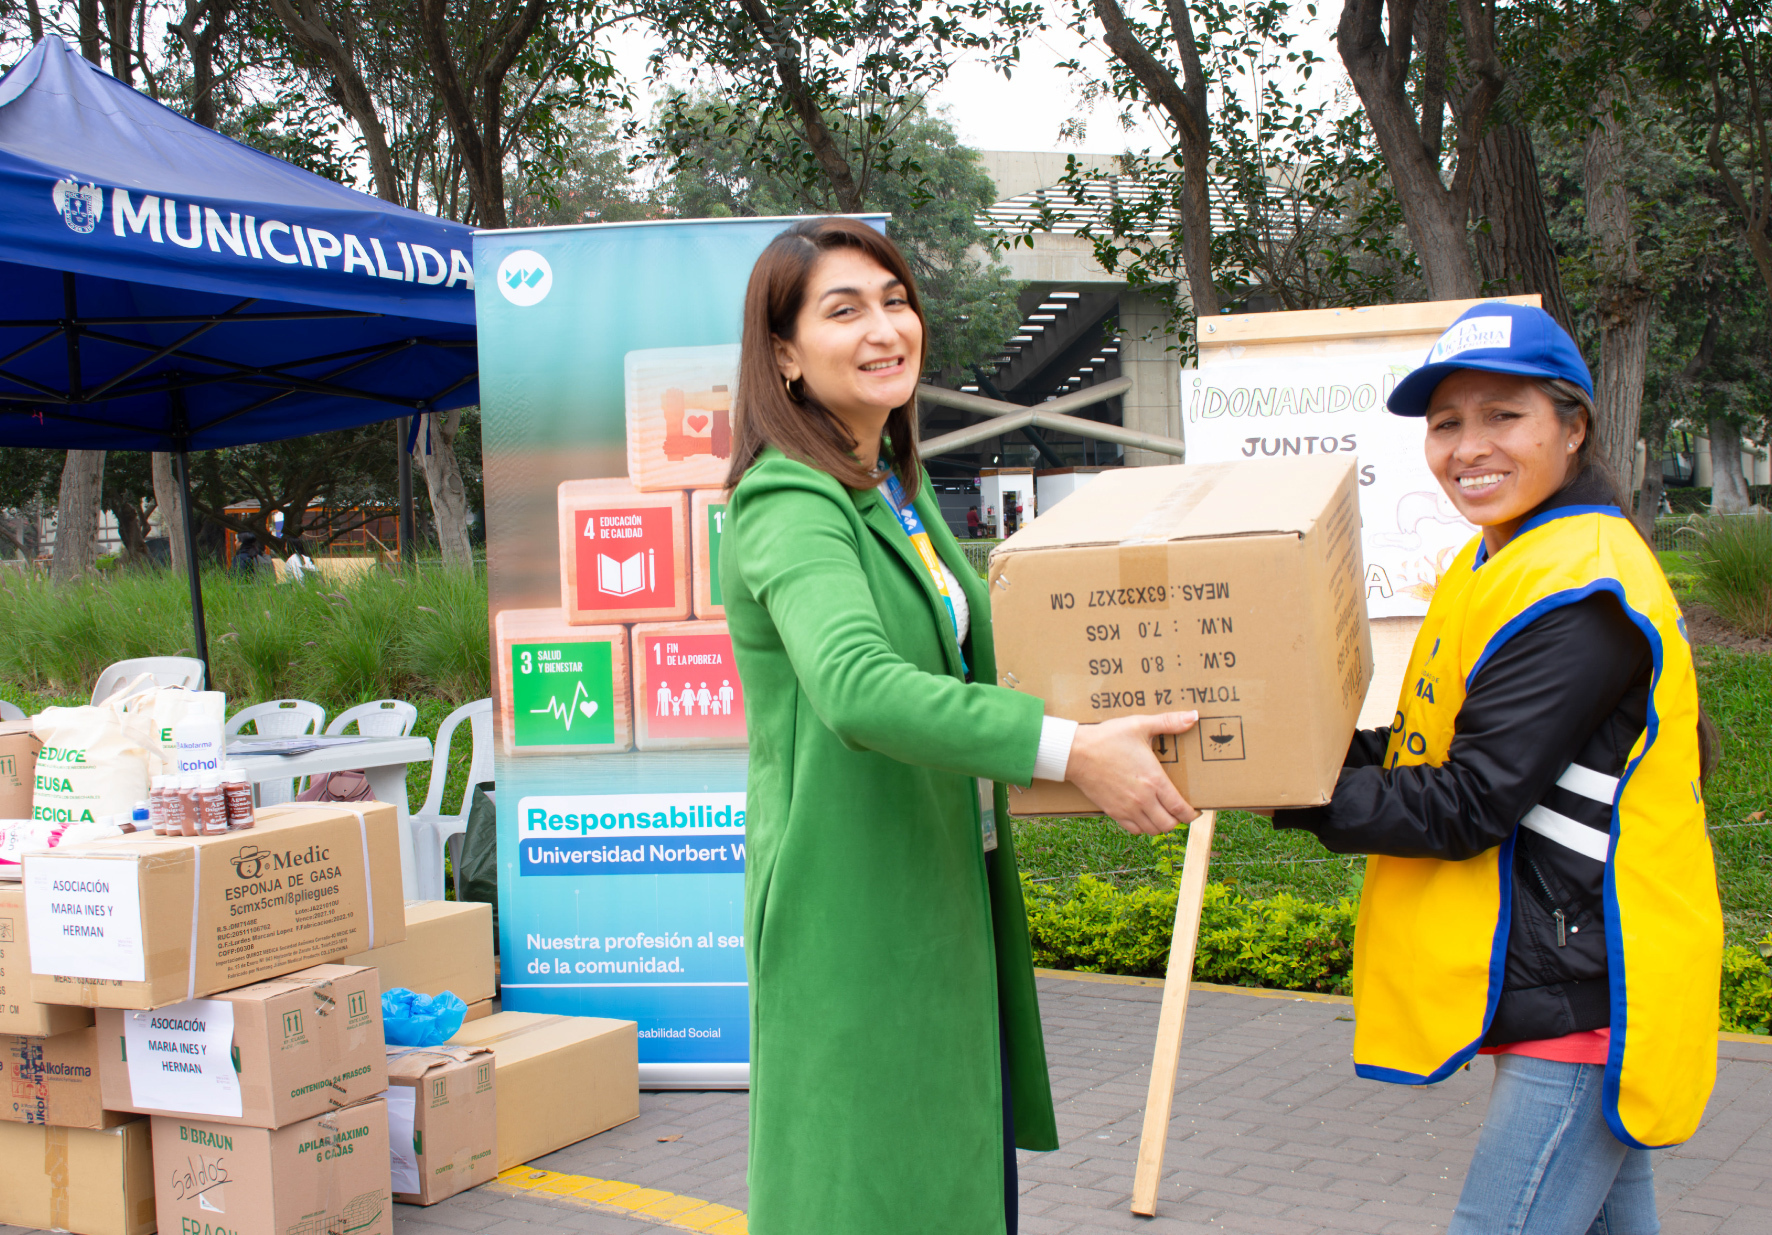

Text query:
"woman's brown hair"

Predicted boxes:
[[725, 217, 926, 500]]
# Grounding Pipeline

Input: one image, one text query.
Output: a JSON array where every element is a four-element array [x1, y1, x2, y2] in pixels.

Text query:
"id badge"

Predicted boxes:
[[978, 778, 998, 853]]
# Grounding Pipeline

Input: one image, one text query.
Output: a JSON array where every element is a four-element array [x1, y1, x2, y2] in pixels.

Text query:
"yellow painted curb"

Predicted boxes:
[[493, 1165, 747, 1233]]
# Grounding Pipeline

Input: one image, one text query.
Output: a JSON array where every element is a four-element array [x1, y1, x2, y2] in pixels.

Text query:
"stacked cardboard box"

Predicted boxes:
[[496, 373, 746, 754], [7, 803, 410, 1235]]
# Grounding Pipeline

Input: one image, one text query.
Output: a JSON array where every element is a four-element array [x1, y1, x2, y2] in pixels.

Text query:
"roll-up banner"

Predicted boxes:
[[474, 216, 882, 1089]]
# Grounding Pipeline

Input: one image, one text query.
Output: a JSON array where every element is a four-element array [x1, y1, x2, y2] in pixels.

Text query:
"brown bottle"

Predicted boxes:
[[222, 768, 255, 830], [198, 773, 229, 835]]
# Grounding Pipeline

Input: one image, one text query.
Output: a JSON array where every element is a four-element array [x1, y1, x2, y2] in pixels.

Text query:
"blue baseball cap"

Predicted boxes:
[[1386, 301, 1593, 417]]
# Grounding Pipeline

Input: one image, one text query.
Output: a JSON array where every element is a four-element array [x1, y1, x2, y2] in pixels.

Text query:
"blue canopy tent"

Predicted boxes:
[[0, 36, 478, 668]]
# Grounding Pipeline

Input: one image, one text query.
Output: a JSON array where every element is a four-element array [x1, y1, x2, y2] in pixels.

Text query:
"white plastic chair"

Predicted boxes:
[[409, 698, 492, 900], [0, 699, 25, 722], [91, 656, 205, 705], [326, 699, 418, 738], [225, 699, 327, 805]]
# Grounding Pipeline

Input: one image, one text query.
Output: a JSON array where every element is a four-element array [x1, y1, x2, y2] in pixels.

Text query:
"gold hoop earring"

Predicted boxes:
[[783, 376, 802, 402]]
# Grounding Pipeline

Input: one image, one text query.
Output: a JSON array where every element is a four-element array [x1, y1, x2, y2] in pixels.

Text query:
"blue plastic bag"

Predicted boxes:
[[381, 987, 468, 1046]]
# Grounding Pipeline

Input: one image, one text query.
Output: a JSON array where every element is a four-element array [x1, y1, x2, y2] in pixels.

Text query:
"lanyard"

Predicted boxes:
[[881, 470, 990, 849], [879, 471, 960, 642]]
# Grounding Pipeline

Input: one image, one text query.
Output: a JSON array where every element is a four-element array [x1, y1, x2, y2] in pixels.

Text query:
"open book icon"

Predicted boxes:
[[596, 549, 655, 597]]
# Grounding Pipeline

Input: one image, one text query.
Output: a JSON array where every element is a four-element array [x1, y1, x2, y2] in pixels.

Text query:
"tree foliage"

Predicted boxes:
[[659, 94, 1025, 375]]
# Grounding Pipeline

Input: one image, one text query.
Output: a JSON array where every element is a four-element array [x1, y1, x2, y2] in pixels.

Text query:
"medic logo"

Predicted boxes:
[[496, 249, 552, 306], [52, 177, 103, 233]]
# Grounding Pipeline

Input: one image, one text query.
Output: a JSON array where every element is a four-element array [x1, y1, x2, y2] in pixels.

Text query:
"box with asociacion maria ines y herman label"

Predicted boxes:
[[557, 478, 689, 624], [97, 963, 386, 1127], [989, 456, 1371, 814], [494, 608, 632, 755], [25, 803, 405, 1010]]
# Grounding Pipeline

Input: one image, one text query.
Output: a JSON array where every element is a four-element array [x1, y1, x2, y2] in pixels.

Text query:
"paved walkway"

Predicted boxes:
[[395, 974, 1772, 1235], [12, 974, 1766, 1235]]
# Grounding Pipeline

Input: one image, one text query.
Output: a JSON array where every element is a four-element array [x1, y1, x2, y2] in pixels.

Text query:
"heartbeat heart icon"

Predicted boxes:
[[686, 415, 710, 433], [579, 700, 599, 719]]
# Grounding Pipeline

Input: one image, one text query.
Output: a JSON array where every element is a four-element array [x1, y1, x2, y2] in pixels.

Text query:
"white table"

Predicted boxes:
[[227, 734, 433, 900]]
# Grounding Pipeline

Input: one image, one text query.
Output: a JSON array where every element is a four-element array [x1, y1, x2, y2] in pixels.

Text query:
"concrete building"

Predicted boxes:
[[919, 151, 1188, 494]]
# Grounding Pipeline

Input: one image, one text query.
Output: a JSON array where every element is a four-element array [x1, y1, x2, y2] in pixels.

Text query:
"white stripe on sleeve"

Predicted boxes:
[[1521, 804, 1611, 863], [1557, 762, 1620, 805]]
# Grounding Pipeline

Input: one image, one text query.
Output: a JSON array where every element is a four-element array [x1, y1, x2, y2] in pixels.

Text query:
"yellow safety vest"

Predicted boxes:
[[1356, 502, 1721, 1149]]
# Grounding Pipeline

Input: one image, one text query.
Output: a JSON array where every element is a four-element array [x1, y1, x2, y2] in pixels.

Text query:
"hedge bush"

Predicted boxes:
[[1022, 875, 1357, 995], [1025, 875, 1772, 1029], [1721, 941, 1772, 1034]]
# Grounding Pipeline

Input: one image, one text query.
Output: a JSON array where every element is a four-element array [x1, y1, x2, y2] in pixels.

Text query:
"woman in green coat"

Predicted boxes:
[[721, 216, 1202, 1234]]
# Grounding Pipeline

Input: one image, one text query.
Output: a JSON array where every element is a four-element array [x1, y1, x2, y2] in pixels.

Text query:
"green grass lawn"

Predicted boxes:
[[1015, 649, 1771, 948]]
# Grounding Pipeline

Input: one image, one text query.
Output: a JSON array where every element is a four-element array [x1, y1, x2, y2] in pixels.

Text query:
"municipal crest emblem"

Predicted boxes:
[[52, 177, 103, 234]]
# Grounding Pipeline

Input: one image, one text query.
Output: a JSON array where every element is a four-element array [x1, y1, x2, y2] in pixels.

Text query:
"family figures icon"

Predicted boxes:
[[655, 679, 736, 718]]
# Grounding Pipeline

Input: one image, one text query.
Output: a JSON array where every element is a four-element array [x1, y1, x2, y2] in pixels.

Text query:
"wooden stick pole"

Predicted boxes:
[[1129, 809, 1217, 1217]]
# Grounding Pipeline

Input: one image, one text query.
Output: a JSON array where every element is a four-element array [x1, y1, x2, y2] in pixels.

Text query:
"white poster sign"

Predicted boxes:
[[23, 854, 146, 981], [386, 1086, 420, 1194], [123, 998, 243, 1117], [1183, 351, 1476, 618]]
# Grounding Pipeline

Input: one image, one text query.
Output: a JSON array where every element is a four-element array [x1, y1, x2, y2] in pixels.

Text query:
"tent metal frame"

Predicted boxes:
[[0, 273, 478, 669]]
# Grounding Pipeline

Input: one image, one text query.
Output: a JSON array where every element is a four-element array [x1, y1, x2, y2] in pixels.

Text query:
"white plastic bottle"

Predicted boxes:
[[172, 693, 227, 776]]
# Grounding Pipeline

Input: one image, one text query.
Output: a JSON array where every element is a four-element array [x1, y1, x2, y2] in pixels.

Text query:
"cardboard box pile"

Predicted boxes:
[[9, 790, 642, 1231], [988, 456, 1372, 813], [6, 803, 411, 1235], [498, 362, 745, 755]]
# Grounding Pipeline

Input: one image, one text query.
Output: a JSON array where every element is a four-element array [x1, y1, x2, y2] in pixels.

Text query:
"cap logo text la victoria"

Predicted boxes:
[[1429, 315, 1513, 363]]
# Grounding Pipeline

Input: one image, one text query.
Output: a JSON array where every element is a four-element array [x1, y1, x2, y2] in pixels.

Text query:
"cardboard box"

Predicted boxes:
[[624, 344, 739, 491], [151, 1099, 392, 1235], [494, 609, 633, 755], [2, 1025, 128, 1128], [345, 901, 496, 1004], [385, 1045, 496, 1205], [629, 621, 748, 750], [0, 882, 94, 1035], [0, 720, 39, 819], [989, 457, 1372, 813], [446, 1012, 638, 1170], [0, 1116, 155, 1235], [463, 998, 496, 1023], [98, 963, 385, 1128], [691, 487, 729, 619], [25, 802, 406, 1010], [557, 478, 690, 624]]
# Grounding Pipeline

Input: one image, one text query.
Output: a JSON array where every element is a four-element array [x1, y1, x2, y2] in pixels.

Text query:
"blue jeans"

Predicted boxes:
[[1450, 1054, 1658, 1235]]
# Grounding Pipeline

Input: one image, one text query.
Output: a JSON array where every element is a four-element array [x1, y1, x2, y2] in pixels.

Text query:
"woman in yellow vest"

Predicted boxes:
[[1275, 302, 1721, 1235]]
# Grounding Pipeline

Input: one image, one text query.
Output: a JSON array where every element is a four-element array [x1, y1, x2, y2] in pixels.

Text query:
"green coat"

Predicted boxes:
[[724, 449, 1059, 1235]]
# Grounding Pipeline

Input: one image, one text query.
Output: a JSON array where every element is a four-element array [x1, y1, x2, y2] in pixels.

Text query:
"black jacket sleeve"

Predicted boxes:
[[1273, 594, 1651, 860]]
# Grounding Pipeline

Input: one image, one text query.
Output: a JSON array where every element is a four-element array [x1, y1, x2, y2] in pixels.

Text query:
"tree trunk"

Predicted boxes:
[[1708, 417, 1754, 513], [267, 0, 403, 203], [78, 0, 101, 63], [1470, 121, 1575, 334], [104, 0, 135, 83], [1635, 434, 1665, 536], [50, 450, 106, 581], [415, 412, 475, 569], [1584, 99, 1652, 495], [152, 451, 188, 577], [1337, 0, 1500, 302], [1091, 0, 1219, 317]]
